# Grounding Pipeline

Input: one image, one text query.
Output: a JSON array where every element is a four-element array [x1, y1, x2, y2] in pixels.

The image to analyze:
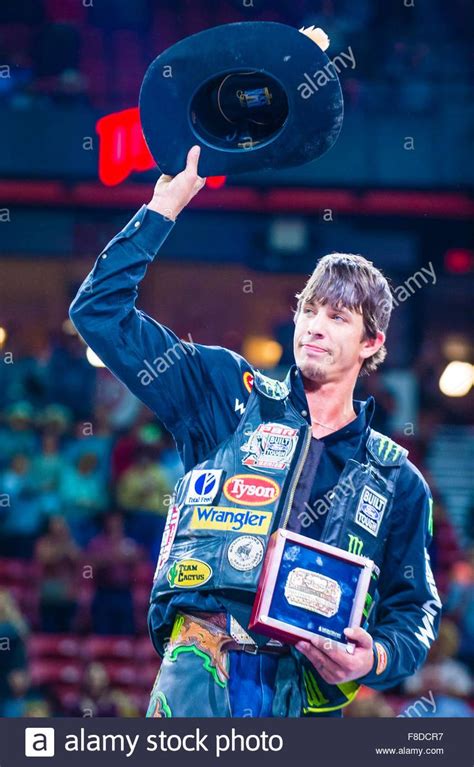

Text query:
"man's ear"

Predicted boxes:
[[360, 331, 385, 360]]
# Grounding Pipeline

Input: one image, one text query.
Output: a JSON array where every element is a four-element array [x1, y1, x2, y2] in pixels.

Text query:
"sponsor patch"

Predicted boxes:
[[354, 486, 387, 537], [375, 642, 388, 675], [347, 533, 364, 556], [258, 375, 289, 399], [190, 506, 272, 534], [167, 559, 212, 589], [240, 422, 298, 471], [223, 474, 280, 506], [243, 370, 254, 393], [183, 469, 223, 505], [227, 535, 264, 571], [154, 504, 180, 577]]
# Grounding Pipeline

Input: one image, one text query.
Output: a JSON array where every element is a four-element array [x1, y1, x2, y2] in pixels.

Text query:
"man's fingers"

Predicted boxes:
[[295, 631, 375, 685], [193, 175, 207, 191], [296, 642, 344, 682], [185, 144, 201, 175], [344, 627, 373, 649], [300, 633, 367, 669], [296, 642, 342, 676], [185, 145, 206, 193], [303, 634, 350, 667]]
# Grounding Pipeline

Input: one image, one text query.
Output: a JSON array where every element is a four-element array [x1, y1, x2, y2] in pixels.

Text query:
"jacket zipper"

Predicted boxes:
[[281, 426, 312, 529]]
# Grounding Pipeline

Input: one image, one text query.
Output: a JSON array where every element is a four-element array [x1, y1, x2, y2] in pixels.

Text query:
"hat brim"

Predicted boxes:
[[139, 22, 344, 176]]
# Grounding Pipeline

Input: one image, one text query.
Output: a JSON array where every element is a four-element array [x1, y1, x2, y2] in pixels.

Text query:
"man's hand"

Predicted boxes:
[[295, 627, 374, 684], [147, 145, 206, 221]]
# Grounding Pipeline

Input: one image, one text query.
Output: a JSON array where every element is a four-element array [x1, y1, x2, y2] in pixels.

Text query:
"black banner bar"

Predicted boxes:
[[0, 717, 472, 767]]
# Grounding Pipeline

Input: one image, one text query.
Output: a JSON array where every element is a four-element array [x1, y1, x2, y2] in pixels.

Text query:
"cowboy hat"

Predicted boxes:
[[139, 22, 344, 176]]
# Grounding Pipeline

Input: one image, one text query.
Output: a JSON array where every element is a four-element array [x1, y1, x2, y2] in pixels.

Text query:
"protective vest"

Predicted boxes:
[[150, 370, 408, 712]]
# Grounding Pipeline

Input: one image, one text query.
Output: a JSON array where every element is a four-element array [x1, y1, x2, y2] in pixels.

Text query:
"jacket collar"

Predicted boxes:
[[284, 364, 375, 440]]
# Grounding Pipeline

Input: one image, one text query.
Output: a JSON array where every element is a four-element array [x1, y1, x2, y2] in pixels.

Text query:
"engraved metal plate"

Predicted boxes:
[[284, 567, 341, 618], [229, 616, 255, 645]]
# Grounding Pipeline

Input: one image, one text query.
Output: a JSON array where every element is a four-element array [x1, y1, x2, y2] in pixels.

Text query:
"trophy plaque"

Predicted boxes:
[[249, 529, 374, 651]]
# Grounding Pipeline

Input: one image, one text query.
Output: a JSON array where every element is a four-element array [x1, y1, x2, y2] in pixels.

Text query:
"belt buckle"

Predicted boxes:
[[242, 642, 259, 655]]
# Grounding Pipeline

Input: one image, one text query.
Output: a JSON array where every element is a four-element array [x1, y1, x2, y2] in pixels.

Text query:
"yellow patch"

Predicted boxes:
[[167, 559, 212, 588], [190, 506, 272, 534]]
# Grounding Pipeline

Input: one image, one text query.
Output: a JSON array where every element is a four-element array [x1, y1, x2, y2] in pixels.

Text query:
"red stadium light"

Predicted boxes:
[[96, 108, 154, 186], [205, 175, 227, 189], [96, 108, 226, 189], [444, 248, 474, 274]]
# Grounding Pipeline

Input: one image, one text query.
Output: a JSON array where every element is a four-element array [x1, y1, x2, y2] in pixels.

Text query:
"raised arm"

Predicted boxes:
[[69, 147, 252, 454]]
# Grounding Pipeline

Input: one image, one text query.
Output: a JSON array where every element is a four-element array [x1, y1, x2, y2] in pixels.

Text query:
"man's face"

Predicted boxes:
[[293, 300, 382, 384]]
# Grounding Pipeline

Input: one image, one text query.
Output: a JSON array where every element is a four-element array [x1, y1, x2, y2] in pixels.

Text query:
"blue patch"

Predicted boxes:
[[183, 469, 223, 505], [355, 486, 387, 537]]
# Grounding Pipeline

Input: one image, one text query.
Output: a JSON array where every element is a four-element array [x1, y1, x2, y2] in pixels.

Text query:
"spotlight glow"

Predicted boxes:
[[439, 361, 473, 397], [86, 346, 106, 368]]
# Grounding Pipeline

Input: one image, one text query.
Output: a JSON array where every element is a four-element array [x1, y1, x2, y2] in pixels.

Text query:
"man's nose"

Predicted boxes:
[[306, 314, 326, 336]]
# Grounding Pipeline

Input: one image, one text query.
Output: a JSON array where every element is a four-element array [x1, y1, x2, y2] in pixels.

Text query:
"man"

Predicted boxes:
[[70, 146, 441, 717]]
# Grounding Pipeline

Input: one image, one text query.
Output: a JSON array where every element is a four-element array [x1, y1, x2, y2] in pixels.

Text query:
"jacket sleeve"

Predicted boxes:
[[357, 461, 442, 690], [69, 205, 252, 464]]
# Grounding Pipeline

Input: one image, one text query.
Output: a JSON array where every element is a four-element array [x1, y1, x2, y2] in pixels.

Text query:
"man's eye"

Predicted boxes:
[[333, 314, 345, 321], [304, 307, 314, 315]]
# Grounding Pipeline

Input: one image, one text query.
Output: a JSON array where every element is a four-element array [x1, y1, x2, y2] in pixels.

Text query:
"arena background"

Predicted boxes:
[[0, 0, 472, 719]]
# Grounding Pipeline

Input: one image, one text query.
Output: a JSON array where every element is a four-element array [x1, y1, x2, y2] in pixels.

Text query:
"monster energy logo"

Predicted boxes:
[[427, 497, 433, 536], [377, 436, 401, 462], [347, 534, 363, 555], [303, 668, 329, 708]]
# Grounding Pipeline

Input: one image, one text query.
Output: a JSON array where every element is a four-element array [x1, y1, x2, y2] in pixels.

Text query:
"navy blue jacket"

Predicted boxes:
[[69, 204, 442, 691]]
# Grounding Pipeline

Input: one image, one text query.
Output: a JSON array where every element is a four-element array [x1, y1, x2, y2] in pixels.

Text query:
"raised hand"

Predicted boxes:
[[147, 145, 207, 221]]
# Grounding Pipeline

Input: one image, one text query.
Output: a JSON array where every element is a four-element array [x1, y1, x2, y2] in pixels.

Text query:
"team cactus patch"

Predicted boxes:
[[167, 559, 212, 588], [354, 486, 387, 537], [223, 474, 280, 506]]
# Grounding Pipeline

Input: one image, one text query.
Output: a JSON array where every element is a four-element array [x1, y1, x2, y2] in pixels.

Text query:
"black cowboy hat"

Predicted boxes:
[[139, 21, 344, 177]]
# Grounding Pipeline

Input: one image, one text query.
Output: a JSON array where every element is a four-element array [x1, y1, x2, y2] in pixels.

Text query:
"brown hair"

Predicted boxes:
[[295, 253, 393, 375]]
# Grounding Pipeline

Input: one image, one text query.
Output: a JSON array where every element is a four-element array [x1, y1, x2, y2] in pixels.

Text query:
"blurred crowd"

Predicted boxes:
[[0, 0, 471, 111], [0, 326, 472, 717], [0, 330, 183, 715]]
